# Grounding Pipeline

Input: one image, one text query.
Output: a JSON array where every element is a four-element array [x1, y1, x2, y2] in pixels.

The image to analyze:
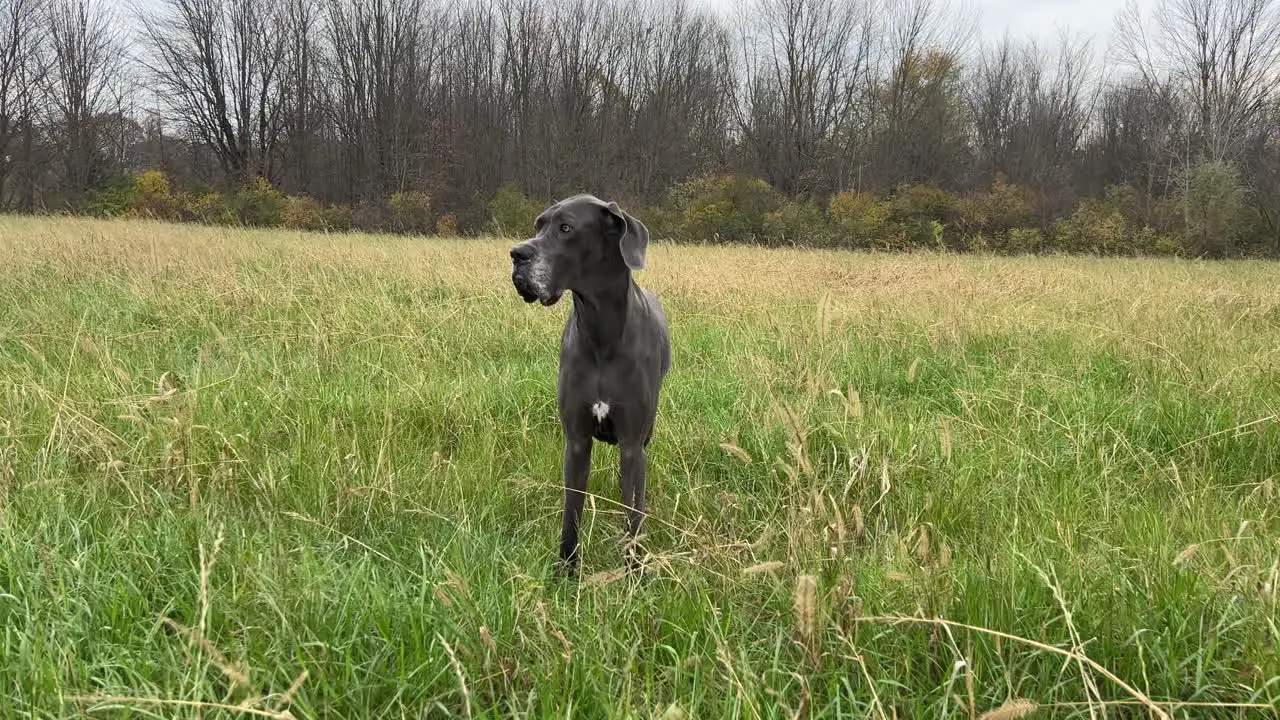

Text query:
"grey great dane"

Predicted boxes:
[[509, 194, 671, 573]]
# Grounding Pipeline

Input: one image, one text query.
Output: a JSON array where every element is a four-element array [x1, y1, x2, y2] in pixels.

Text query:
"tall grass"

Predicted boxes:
[[1, 215, 1277, 718]]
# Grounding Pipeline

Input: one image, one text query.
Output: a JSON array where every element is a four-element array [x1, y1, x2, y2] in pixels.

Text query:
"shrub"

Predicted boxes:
[[351, 201, 391, 233], [1050, 199, 1128, 254], [1036, 185, 1189, 256], [126, 170, 179, 221], [667, 173, 781, 243], [281, 195, 327, 231], [827, 191, 892, 249], [83, 174, 136, 218], [1177, 161, 1251, 258], [887, 183, 962, 249], [971, 226, 1043, 255], [1101, 183, 1142, 225], [488, 185, 543, 237], [1094, 184, 1183, 242], [435, 213, 458, 237], [959, 175, 1036, 237], [997, 226, 1044, 254], [388, 191, 433, 234], [229, 177, 285, 227], [182, 192, 237, 226], [763, 200, 829, 247], [636, 206, 677, 241], [323, 204, 353, 232], [1133, 225, 1183, 256]]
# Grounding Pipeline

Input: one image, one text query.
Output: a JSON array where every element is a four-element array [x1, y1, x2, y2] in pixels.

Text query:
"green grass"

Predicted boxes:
[[1, 215, 1278, 718]]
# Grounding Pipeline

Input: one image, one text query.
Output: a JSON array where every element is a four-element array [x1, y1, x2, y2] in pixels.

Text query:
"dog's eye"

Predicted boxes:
[[560, 224, 571, 233]]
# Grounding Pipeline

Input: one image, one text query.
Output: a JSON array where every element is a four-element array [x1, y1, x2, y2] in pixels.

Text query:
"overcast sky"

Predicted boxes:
[[970, 0, 1151, 46], [123, 0, 1158, 49], [696, 0, 1157, 52], [121, 0, 1161, 60]]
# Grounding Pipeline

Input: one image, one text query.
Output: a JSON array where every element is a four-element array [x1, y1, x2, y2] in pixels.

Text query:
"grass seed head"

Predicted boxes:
[[977, 699, 1038, 720], [794, 574, 817, 642], [660, 703, 687, 720], [719, 442, 752, 465]]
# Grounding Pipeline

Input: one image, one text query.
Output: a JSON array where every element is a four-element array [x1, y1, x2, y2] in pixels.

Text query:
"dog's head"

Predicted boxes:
[[510, 194, 649, 306]]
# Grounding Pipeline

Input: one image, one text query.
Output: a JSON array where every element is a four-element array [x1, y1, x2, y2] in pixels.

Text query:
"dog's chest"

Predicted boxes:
[[591, 401, 610, 421], [562, 354, 634, 425], [575, 366, 622, 417]]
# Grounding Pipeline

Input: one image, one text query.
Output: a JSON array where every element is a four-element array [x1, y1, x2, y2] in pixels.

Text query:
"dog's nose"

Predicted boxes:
[[510, 244, 535, 263]]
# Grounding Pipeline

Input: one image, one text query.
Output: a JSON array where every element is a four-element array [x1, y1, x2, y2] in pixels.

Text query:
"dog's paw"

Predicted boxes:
[[553, 556, 580, 580], [624, 547, 649, 577]]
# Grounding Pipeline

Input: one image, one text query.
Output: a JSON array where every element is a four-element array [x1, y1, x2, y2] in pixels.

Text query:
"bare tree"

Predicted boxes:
[[736, 0, 878, 195], [967, 29, 1098, 213], [1082, 79, 1183, 197], [969, 34, 1023, 184], [442, 0, 507, 208], [325, 0, 441, 199], [0, 0, 43, 205], [40, 0, 121, 201], [139, 0, 291, 185], [626, 0, 736, 199], [1117, 0, 1280, 163], [869, 0, 977, 189], [496, 0, 552, 193], [277, 0, 324, 196], [0, 0, 1273, 254]]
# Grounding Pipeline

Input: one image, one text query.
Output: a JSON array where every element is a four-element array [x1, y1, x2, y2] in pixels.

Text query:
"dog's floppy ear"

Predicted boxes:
[[604, 201, 649, 271]]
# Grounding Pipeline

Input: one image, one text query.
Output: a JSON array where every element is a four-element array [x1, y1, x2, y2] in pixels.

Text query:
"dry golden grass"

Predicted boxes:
[[7, 214, 1277, 356]]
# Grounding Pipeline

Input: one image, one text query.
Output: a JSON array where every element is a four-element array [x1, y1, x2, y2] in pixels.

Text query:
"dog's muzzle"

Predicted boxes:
[[510, 242, 562, 306], [510, 243, 540, 304], [511, 267, 539, 303]]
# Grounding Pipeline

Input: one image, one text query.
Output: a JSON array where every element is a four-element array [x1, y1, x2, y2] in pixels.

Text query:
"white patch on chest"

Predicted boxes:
[[591, 401, 610, 422]]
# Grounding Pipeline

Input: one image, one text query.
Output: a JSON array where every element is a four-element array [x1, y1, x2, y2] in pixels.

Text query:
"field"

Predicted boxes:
[[1, 215, 1278, 718]]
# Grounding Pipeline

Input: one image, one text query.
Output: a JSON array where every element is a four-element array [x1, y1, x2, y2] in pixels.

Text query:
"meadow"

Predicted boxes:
[[0, 215, 1278, 718]]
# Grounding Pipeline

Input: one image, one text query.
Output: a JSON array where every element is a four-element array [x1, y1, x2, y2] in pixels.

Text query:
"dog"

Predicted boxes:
[[509, 194, 671, 573]]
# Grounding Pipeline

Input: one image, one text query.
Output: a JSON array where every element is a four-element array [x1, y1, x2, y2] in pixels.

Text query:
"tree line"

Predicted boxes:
[[3, 0, 1280, 257]]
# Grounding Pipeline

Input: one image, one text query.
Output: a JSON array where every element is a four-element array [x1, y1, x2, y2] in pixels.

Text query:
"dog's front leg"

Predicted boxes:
[[619, 443, 647, 571], [558, 438, 592, 572]]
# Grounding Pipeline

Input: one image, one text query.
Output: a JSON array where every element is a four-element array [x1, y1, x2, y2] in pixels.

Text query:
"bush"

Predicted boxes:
[[488, 185, 543, 237], [435, 213, 458, 237], [182, 192, 237, 226], [1044, 193, 1190, 257], [281, 195, 327, 231], [1178, 161, 1251, 257], [126, 170, 179, 221], [323, 204, 353, 232], [763, 200, 829, 247], [995, 227, 1044, 255], [388, 191, 433, 234], [83, 174, 136, 218], [1049, 199, 1127, 254], [352, 201, 391, 233], [667, 173, 782, 243], [1133, 225, 1183, 256], [1105, 184, 1182, 240], [827, 191, 893, 249], [887, 183, 962, 249], [959, 175, 1036, 238], [635, 206, 676, 241], [1100, 183, 1142, 225], [232, 177, 286, 227]]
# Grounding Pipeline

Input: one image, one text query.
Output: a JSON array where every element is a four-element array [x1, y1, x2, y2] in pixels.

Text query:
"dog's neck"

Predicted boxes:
[[569, 268, 635, 355]]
